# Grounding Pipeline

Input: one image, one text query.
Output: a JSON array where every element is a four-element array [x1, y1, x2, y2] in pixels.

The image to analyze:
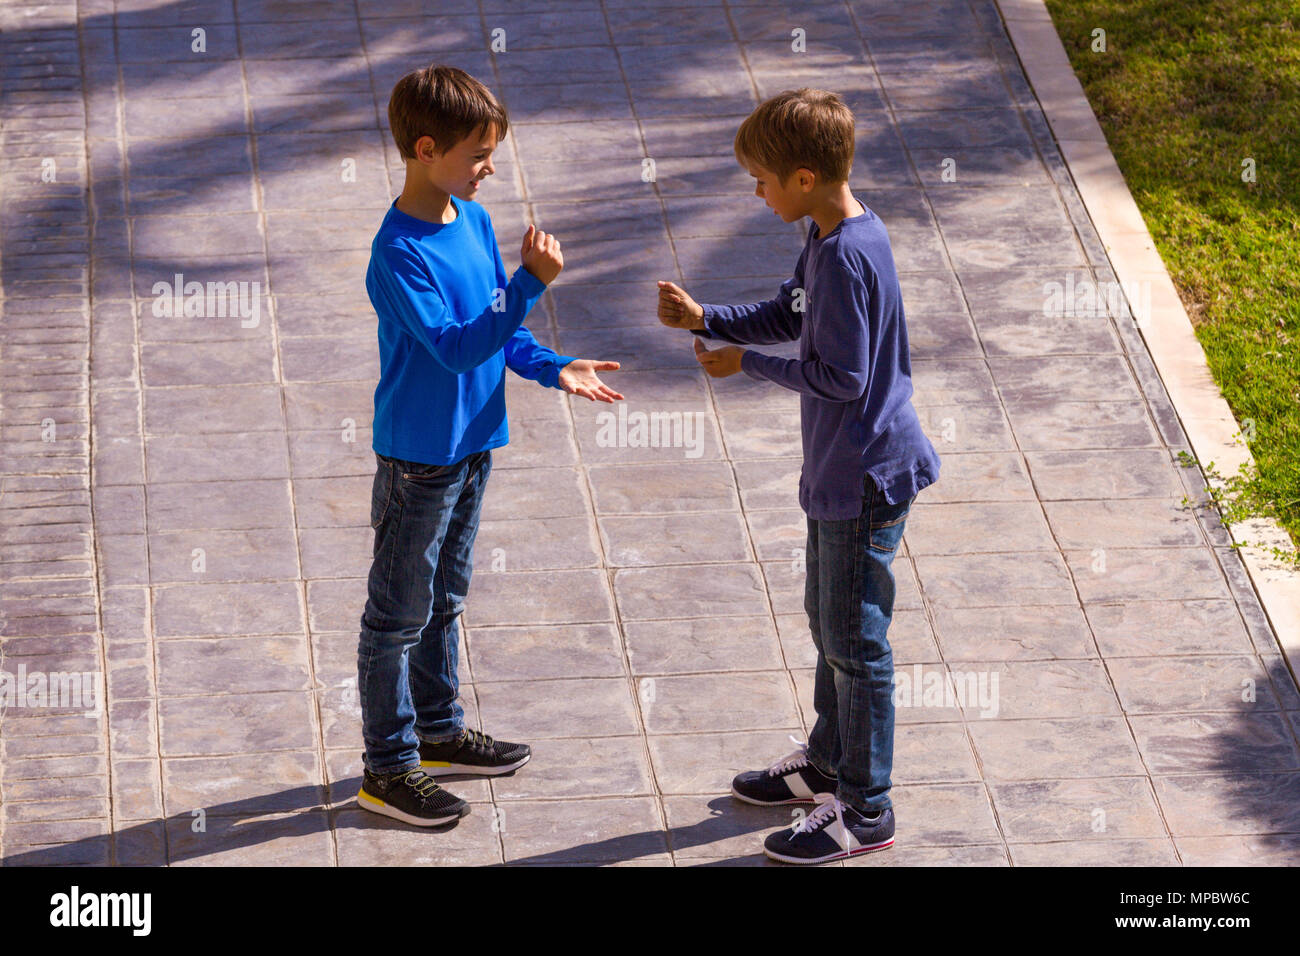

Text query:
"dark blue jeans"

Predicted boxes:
[[357, 450, 491, 775], [804, 474, 914, 813]]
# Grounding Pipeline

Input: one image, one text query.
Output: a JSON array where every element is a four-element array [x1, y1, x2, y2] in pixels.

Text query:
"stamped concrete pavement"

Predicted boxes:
[[2, 0, 1298, 866]]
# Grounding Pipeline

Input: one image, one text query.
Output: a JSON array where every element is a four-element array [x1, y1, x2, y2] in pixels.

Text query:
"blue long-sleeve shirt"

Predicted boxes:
[[694, 199, 940, 519], [366, 195, 574, 465]]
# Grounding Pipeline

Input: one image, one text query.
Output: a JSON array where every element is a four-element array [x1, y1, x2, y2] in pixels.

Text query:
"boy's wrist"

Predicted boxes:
[[546, 355, 576, 389], [514, 264, 547, 294]]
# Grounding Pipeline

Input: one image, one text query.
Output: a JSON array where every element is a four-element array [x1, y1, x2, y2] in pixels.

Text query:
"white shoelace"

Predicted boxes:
[[766, 735, 812, 776], [796, 792, 850, 847]]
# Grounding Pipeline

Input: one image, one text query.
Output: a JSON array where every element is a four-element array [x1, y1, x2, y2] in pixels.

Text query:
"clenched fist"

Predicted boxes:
[[522, 224, 563, 285], [694, 336, 744, 378], [657, 279, 705, 331]]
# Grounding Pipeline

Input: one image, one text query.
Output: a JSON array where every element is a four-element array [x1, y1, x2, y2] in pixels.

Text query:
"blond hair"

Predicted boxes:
[[734, 88, 855, 185]]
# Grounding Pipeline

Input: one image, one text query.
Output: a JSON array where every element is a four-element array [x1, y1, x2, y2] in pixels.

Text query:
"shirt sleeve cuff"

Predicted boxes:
[[513, 265, 548, 297], [691, 305, 718, 339], [540, 354, 577, 389], [739, 349, 768, 382]]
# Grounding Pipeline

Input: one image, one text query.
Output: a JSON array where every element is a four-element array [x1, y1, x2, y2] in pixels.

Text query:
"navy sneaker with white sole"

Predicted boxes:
[[731, 738, 837, 806], [418, 728, 531, 776], [763, 793, 895, 864]]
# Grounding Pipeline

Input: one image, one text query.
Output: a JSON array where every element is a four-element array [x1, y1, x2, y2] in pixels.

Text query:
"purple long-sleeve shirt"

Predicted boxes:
[[693, 200, 939, 520]]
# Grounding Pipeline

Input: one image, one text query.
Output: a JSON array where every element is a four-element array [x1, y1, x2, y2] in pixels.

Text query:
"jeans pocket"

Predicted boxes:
[[866, 490, 913, 554], [370, 458, 393, 529], [398, 461, 457, 482], [385, 452, 458, 482]]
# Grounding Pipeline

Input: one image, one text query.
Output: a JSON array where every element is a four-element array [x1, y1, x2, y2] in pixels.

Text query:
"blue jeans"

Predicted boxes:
[[803, 474, 915, 813], [357, 450, 491, 775]]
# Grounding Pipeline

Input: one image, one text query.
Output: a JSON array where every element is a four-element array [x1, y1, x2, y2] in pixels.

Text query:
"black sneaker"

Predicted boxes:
[[731, 738, 837, 806], [763, 794, 895, 864], [418, 728, 531, 776], [356, 767, 469, 827]]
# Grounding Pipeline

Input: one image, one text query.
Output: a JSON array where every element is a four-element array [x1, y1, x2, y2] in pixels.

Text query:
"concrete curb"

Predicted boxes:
[[996, 0, 1300, 673]]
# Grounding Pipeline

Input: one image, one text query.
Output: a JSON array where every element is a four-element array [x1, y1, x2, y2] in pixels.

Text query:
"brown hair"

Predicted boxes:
[[733, 88, 855, 185], [387, 64, 508, 160]]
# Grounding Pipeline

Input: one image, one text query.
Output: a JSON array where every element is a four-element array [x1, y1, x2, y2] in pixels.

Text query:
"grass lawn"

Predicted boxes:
[[1041, 0, 1300, 555]]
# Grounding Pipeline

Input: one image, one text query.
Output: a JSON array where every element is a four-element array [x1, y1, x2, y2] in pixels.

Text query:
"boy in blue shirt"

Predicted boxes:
[[658, 88, 940, 863], [356, 64, 623, 827]]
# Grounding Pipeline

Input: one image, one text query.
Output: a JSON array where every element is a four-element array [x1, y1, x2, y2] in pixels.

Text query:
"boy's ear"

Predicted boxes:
[[413, 135, 440, 164], [796, 167, 816, 192]]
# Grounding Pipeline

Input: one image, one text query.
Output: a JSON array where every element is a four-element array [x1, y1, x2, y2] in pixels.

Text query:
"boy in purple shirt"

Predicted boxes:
[[658, 88, 940, 863]]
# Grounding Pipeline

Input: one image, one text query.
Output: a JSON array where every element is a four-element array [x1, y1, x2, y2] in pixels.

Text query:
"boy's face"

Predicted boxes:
[[744, 160, 813, 223], [412, 125, 499, 201]]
